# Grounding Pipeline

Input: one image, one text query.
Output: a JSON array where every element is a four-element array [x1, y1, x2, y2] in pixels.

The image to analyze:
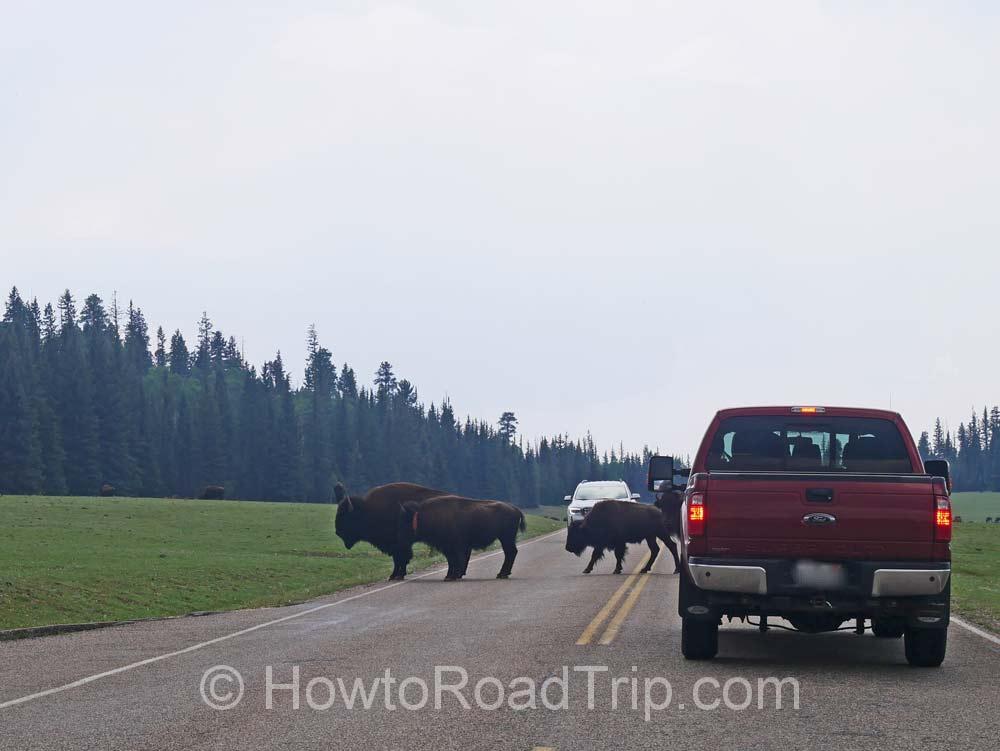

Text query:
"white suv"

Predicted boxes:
[[563, 480, 640, 525]]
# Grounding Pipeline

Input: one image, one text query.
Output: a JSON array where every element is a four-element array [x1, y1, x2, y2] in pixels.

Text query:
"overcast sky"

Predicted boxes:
[[3, 1, 998, 457]]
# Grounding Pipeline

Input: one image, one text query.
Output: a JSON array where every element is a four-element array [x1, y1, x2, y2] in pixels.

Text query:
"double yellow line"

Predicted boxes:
[[575, 546, 657, 646]]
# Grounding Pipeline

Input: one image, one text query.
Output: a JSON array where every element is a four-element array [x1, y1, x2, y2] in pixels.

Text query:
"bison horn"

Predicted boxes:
[[334, 483, 347, 503]]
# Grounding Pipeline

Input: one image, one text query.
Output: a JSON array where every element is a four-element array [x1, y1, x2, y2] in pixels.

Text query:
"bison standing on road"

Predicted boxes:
[[397, 495, 526, 581], [335, 482, 447, 580], [565, 499, 680, 575], [654, 487, 683, 531]]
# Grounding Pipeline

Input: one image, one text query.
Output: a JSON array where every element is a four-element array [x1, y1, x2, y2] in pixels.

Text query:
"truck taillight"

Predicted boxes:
[[688, 493, 706, 536], [934, 496, 951, 542]]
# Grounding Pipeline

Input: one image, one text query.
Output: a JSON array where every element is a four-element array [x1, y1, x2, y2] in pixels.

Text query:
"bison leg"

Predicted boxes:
[[497, 535, 518, 579], [640, 537, 659, 573], [444, 552, 463, 581], [460, 547, 473, 577], [657, 532, 681, 574], [583, 548, 603, 574], [389, 548, 412, 580], [613, 544, 627, 574]]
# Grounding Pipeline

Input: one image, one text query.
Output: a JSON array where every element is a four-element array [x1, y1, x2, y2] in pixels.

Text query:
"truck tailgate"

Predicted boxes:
[[703, 473, 935, 560]]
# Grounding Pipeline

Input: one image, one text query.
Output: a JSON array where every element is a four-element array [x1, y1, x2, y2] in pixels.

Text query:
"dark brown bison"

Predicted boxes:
[[199, 485, 225, 500], [397, 495, 526, 580], [335, 482, 447, 580], [99, 483, 115, 497], [565, 500, 680, 574], [654, 487, 683, 531]]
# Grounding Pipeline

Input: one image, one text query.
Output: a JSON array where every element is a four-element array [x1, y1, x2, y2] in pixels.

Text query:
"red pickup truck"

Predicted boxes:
[[649, 406, 952, 667]]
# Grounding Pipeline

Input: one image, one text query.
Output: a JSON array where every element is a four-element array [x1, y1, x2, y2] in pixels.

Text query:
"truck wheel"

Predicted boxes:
[[904, 627, 947, 667], [872, 619, 905, 639], [681, 617, 718, 660]]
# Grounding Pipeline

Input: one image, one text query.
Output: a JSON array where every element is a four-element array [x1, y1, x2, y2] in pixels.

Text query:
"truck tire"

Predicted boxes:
[[872, 619, 905, 639], [681, 617, 718, 660], [904, 627, 947, 667]]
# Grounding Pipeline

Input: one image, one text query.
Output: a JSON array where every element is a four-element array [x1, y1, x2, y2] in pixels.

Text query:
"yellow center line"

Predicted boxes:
[[597, 562, 655, 645], [575, 551, 651, 646]]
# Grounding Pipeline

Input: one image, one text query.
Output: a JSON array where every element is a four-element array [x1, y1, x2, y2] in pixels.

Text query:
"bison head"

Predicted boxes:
[[565, 519, 590, 555], [334, 484, 364, 549], [654, 489, 682, 513]]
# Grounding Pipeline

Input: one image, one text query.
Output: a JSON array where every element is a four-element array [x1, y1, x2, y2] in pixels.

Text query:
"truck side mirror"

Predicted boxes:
[[563, 495, 572, 504], [924, 459, 952, 494], [648, 455, 674, 492]]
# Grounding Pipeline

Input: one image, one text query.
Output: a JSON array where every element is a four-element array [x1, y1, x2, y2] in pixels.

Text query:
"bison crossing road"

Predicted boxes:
[[335, 482, 677, 582], [565, 499, 681, 575]]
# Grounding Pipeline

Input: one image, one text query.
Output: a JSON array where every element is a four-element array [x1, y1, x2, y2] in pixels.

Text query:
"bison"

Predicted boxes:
[[199, 485, 225, 500], [335, 482, 447, 580], [565, 499, 680, 575], [397, 495, 526, 580], [99, 483, 115, 497], [654, 487, 684, 530]]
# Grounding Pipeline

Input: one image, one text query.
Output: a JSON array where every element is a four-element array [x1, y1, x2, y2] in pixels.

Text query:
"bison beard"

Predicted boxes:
[[334, 482, 448, 580], [565, 500, 680, 575], [398, 495, 526, 580]]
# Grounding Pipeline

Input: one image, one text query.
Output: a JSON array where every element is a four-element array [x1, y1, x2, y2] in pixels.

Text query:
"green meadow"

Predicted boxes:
[[0, 495, 561, 631]]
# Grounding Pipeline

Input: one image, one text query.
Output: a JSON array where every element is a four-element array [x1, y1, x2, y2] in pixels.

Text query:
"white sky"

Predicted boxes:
[[3, 1, 998, 456]]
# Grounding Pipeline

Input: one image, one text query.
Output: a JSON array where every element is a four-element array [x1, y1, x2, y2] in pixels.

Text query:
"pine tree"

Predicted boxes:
[[498, 411, 518, 443], [124, 302, 151, 372], [154, 327, 167, 367], [54, 290, 100, 493], [932, 418, 945, 457], [195, 312, 212, 370], [169, 330, 190, 375], [301, 330, 336, 501], [917, 432, 931, 460], [374, 361, 397, 406], [0, 325, 43, 493]]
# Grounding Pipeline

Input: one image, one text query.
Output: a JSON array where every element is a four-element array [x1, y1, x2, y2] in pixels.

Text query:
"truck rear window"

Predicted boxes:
[[705, 416, 914, 474]]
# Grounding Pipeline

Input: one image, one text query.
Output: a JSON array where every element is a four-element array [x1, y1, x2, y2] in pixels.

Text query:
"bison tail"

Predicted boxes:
[[518, 510, 527, 534]]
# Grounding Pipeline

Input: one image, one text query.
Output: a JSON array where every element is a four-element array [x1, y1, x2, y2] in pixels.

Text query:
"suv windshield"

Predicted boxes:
[[574, 483, 629, 501], [705, 416, 914, 474]]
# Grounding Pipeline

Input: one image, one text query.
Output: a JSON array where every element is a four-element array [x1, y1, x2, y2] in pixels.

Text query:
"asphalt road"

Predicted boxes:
[[2, 529, 998, 750]]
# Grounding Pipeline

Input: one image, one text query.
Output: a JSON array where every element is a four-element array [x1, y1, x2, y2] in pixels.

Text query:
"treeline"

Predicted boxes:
[[0, 287, 658, 506], [917, 409, 1000, 492]]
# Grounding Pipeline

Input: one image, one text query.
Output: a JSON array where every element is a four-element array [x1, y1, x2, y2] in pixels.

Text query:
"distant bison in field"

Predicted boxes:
[[566, 499, 680, 575], [987, 517, 994, 524], [99, 483, 115, 497], [954, 515, 962, 523], [335, 482, 448, 580], [397, 495, 526, 580], [199, 485, 225, 500]]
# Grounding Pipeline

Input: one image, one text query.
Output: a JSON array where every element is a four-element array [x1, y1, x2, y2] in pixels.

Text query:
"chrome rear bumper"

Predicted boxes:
[[686, 561, 950, 598], [688, 563, 767, 595], [871, 568, 950, 597]]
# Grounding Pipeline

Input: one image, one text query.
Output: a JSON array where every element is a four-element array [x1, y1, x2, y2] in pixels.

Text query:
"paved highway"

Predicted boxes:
[[2, 529, 998, 750]]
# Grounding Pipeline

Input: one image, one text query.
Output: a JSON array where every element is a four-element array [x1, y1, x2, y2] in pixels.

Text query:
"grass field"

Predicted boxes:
[[527, 504, 568, 523], [951, 492, 1000, 523], [951, 523, 1000, 633], [0, 495, 562, 631]]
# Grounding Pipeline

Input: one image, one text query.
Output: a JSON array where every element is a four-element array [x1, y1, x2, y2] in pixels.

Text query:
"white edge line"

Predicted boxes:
[[0, 528, 566, 711], [951, 616, 1000, 646]]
